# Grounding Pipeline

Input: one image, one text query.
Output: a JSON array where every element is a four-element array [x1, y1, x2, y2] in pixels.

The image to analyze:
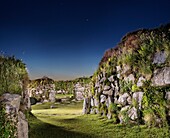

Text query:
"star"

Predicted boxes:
[[85, 18, 89, 22]]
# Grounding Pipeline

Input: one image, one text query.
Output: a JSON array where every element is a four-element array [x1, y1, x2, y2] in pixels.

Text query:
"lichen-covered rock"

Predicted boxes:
[[153, 51, 167, 64], [75, 91, 84, 100], [122, 64, 131, 75], [17, 111, 29, 138], [132, 92, 143, 109], [152, 67, 170, 86], [104, 85, 111, 91], [83, 98, 90, 114], [49, 90, 56, 102], [124, 74, 135, 83], [94, 98, 99, 106], [137, 76, 146, 87], [116, 66, 121, 72], [100, 94, 107, 103], [0, 93, 21, 114], [118, 93, 131, 106], [128, 107, 138, 120], [103, 89, 113, 95], [108, 75, 114, 82]]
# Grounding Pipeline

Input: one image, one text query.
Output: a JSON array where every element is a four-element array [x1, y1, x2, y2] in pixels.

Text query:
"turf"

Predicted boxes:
[[29, 101, 170, 138]]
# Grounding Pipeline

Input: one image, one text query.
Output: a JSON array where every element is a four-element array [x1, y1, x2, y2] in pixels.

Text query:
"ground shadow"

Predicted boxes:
[[29, 113, 95, 138]]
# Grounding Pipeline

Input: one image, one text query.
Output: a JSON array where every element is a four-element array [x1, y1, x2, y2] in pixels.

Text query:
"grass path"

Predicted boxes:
[[29, 101, 170, 138]]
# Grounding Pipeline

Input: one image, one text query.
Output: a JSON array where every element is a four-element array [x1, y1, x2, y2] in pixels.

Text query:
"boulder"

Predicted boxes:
[[152, 67, 170, 86], [83, 98, 90, 114], [118, 93, 131, 106], [17, 111, 29, 138], [0, 93, 21, 114], [49, 90, 56, 102], [153, 51, 167, 64]]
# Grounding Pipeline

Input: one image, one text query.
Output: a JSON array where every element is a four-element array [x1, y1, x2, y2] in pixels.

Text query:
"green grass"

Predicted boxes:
[[29, 101, 170, 138]]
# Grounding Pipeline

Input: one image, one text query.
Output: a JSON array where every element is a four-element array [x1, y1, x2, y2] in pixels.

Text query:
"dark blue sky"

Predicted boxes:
[[0, 0, 170, 80]]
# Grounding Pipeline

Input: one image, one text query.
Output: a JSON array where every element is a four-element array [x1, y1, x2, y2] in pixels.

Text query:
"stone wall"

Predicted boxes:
[[84, 24, 170, 127]]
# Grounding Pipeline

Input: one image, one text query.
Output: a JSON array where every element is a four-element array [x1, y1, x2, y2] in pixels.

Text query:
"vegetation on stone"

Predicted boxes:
[[87, 23, 170, 127]]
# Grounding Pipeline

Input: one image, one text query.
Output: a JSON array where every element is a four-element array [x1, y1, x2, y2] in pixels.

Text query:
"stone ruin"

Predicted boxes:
[[28, 76, 56, 104]]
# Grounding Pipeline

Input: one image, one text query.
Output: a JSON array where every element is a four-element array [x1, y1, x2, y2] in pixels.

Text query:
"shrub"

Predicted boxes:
[[0, 55, 28, 95]]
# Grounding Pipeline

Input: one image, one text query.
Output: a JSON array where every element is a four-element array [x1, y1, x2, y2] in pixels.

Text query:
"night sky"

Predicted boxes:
[[0, 0, 170, 80]]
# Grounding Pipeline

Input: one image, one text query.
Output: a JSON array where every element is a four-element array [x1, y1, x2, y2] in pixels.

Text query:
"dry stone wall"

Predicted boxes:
[[84, 24, 170, 127]]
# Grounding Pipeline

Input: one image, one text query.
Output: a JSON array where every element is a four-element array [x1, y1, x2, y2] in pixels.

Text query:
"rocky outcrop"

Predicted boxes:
[[28, 76, 56, 103], [84, 24, 170, 127], [0, 93, 29, 138]]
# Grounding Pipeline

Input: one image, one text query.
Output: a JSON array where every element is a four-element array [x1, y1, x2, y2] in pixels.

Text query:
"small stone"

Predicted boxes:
[[124, 74, 135, 83], [108, 75, 114, 82], [104, 85, 111, 91], [100, 95, 107, 103], [132, 92, 143, 109], [137, 76, 146, 87], [116, 66, 121, 72], [128, 107, 138, 120], [118, 93, 130, 106]]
